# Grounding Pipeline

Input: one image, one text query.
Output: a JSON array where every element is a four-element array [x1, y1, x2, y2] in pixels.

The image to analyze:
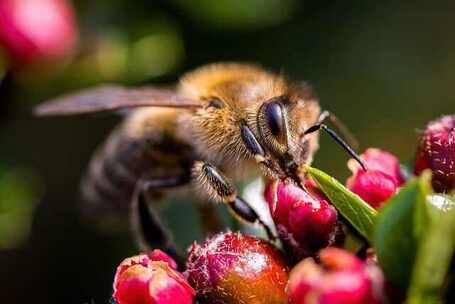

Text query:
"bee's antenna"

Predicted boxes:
[[315, 111, 360, 150], [304, 123, 367, 171]]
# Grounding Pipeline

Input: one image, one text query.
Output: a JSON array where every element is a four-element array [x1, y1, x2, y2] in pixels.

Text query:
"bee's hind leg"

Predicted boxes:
[[192, 161, 276, 241], [131, 176, 189, 267]]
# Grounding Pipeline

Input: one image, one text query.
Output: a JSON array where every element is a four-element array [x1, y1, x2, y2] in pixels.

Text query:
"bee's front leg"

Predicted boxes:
[[192, 161, 276, 241]]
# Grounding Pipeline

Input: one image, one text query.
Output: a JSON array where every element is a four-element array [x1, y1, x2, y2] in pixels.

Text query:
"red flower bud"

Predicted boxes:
[[347, 148, 403, 208], [185, 231, 288, 304], [264, 179, 341, 261], [347, 170, 398, 209], [0, 0, 78, 66], [348, 148, 404, 185], [414, 115, 455, 193], [287, 247, 384, 304], [113, 251, 195, 304]]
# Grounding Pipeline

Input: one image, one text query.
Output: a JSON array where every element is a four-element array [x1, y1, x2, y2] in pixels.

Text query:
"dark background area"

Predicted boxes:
[[0, 1, 454, 303]]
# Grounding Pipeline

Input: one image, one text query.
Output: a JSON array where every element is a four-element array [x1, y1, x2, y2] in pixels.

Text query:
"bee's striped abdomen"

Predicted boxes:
[[81, 108, 194, 216]]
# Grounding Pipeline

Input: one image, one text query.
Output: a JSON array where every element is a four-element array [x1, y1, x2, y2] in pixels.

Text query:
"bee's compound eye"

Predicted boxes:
[[207, 98, 224, 109], [257, 98, 289, 155], [264, 102, 284, 137]]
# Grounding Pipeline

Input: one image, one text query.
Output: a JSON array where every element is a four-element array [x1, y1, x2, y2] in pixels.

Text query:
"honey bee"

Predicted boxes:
[[35, 63, 363, 252]]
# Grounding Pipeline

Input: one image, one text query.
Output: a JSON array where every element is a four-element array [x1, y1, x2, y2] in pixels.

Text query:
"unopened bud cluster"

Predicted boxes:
[[111, 114, 455, 304]]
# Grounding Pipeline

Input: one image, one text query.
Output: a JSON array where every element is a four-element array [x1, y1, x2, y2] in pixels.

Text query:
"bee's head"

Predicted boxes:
[[250, 90, 366, 184], [251, 89, 321, 181]]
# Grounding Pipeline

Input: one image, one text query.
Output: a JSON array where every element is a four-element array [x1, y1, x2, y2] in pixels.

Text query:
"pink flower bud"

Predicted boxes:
[[347, 170, 398, 209], [185, 231, 288, 304], [414, 115, 455, 193], [0, 0, 78, 66], [113, 251, 195, 304], [288, 247, 384, 304], [264, 179, 340, 261], [347, 148, 403, 208], [348, 148, 404, 185]]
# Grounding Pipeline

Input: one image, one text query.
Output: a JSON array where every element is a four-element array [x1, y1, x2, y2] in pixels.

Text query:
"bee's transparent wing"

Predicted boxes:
[[34, 85, 200, 116]]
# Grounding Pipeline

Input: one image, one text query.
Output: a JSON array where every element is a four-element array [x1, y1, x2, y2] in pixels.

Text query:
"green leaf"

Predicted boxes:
[[373, 176, 431, 288], [406, 195, 455, 304], [305, 166, 377, 242]]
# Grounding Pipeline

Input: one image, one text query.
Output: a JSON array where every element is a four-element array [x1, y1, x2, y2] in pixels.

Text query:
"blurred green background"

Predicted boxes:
[[0, 0, 454, 303]]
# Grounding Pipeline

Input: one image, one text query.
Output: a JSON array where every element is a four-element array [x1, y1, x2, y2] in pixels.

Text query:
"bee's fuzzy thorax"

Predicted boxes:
[[178, 63, 321, 180]]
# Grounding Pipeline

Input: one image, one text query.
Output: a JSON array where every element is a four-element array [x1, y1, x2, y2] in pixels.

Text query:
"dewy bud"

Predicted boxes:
[[0, 0, 78, 66], [287, 247, 384, 304], [113, 250, 195, 304], [185, 231, 288, 304], [347, 148, 403, 208], [414, 115, 455, 193], [264, 179, 341, 261]]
